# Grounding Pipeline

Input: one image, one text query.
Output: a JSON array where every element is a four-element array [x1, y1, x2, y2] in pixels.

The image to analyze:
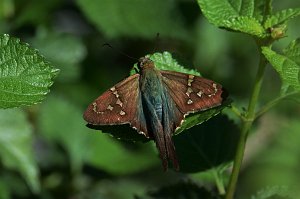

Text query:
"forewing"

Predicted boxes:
[[161, 70, 226, 114], [83, 74, 141, 125]]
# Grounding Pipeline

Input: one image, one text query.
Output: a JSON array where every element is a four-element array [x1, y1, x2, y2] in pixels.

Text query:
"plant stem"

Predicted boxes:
[[225, 47, 268, 199]]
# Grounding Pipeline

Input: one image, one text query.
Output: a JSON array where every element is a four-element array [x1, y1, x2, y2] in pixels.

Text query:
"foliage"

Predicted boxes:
[[0, 109, 39, 194], [0, 34, 58, 108], [0, 0, 300, 199], [76, 0, 187, 39]]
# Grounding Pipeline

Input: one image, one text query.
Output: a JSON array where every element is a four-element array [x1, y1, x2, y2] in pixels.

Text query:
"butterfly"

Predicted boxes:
[[83, 56, 227, 171]]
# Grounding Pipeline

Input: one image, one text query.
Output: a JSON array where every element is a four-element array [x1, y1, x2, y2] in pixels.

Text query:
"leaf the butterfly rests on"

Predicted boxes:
[[83, 52, 228, 171]]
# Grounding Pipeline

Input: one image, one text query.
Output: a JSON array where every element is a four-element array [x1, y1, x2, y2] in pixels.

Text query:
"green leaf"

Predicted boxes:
[[131, 52, 201, 76], [0, 34, 59, 109], [222, 16, 266, 37], [174, 115, 239, 173], [197, 0, 239, 25], [283, 38, 300, 64], [251, 186, 296, 199], [262, 47, 300, 91], [197, 0, 267, 37], [197, 0, 267, 19], [264, 8, 300, 29], [76, 0, 186, 39], [0, 109, 40, 193]]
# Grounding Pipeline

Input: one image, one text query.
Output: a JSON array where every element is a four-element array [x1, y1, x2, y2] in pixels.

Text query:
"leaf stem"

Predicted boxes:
[[225, 45, 268, 199], [255, 91, 300, 119], [212, 169, 226, 195], [229, 105, 246, 122]]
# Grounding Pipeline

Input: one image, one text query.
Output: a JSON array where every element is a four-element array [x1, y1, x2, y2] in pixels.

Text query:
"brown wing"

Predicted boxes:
[[83, 74, 149, 137], [160, 70, 226, 114]]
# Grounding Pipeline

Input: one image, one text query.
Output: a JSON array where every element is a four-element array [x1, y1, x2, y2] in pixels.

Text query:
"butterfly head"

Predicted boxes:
[[138, 57, 155, 70]]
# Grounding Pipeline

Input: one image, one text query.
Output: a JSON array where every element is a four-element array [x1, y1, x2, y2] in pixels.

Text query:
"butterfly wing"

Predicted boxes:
[[157, 69, 226, 170], [161, 70, 226, 118], [83, 74, 148, 136]]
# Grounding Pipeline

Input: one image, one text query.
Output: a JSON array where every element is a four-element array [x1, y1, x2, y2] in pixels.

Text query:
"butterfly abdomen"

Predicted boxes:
[[139, 67, 180, 170]]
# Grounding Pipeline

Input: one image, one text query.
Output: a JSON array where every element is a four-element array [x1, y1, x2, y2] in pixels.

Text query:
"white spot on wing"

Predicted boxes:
[[120, 110, 126, 115], [113, 91, 119, 98], [187, 75, 194, 86], [213, 83, 218, 93], [208, 83, 218, 97], [185, 87, 193, 97], [116, 99, 123, 107], [107, 105, 113, 111], [197, 90, 203, 97], [92, 102, 104, 114], [187, 99, 193, 104]]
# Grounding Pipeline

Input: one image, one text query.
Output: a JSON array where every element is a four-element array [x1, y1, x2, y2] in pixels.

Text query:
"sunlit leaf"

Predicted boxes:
[[283, 38, 300, 64], [0, 34, 59, 108], [197, 0, 268, 37], [264, 8, 300, 28], [251, 185, 296, 199], [222, 16, 266, 37], [262, 46, 300, 91], [131, 52, 201, 76]]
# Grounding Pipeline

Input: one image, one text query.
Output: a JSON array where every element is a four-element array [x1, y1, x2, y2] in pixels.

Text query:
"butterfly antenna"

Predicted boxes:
[[102, 43, 138, 61], [152, 33, 161, 54]]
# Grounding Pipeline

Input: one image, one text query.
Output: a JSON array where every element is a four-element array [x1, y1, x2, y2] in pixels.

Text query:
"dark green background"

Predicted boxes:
[[0, 0, 300, 198]]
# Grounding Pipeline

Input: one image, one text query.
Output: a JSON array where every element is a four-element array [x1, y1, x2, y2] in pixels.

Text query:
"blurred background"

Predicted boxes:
[[0, 0, 300, 198]]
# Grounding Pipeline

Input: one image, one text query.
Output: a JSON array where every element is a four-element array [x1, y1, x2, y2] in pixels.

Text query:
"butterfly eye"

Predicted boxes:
[[138, 57, 154, 70], [137, 59, 144, 70], [138, 57, 147, 68]]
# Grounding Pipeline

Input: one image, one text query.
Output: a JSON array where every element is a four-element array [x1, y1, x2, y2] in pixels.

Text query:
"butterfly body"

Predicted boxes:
[[138, 58, 179, 170], [84, 56, 226, 171]]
